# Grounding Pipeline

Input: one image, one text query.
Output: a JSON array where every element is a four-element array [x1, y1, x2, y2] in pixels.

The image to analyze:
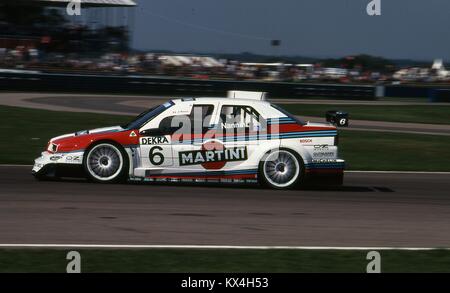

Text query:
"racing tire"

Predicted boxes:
[[258, 149, 303, 190], [83, 142, 128, 183]]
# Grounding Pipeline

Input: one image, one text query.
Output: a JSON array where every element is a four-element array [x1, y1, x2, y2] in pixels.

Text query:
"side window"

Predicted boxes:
[[189, 105, 215, 134], [220, 105, 265, 132], [158, 105, 214, 135], [159, 115, 187, 134]]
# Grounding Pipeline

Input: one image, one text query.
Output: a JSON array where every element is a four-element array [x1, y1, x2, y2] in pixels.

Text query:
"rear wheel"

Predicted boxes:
[[84, 142, 128, 183], [259, 149, 302, 189]]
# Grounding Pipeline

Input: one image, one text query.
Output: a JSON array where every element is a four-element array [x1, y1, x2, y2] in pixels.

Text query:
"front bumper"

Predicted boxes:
[[32, 152, 51, 174], [32, 151, 84, 178]]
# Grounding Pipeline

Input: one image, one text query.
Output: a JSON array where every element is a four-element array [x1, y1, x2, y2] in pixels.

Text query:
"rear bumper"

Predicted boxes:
[[304, 159, 345, 185]]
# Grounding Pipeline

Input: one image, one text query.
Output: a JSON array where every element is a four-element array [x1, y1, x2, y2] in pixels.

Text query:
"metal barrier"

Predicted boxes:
[[0, 71, 378, 99]]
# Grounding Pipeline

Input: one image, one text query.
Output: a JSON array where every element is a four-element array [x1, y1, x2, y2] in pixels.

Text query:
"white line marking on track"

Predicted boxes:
[[0, 244, 449, 250], [0, 164, 33, 167]]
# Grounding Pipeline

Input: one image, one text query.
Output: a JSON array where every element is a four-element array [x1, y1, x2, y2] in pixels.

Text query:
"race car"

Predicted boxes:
[[32, 91, 346, 189]]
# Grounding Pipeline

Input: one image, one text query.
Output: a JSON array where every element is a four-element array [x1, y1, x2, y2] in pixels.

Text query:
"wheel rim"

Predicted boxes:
[[263, 150, 300, 188], [86, 144, 123, 181]]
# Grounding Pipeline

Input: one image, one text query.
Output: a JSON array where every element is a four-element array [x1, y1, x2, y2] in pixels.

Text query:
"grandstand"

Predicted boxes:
[[36, 0, 136, 7], [0, 0, 137, 53]]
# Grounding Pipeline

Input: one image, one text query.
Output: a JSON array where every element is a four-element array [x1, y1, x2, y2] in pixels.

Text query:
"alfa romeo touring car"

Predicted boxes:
[[32, 91, 347, 189]]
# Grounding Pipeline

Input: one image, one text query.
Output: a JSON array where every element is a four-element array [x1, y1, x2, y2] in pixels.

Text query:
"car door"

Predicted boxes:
[[206, 103, 267, 179], [137, 101, 192, 174], [171, 103, 218, 178], [138, 102, 218, 178]]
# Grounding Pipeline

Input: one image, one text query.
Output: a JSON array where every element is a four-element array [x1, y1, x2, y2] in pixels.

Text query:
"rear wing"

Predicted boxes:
[[227, 90, 267, 101]]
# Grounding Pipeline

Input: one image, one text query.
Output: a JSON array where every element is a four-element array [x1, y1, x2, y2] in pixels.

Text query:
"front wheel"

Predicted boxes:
[[259, 149, 302, 189], [83, 142, 128, 183]]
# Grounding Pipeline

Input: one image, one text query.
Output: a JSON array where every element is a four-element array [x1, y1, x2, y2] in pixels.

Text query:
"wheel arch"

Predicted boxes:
[[85, 138, 125, 152], [257, 146, 306, 168]]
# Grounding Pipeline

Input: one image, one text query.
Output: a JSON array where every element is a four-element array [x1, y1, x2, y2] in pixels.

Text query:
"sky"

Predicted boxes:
[[128, 0, 450, 60]]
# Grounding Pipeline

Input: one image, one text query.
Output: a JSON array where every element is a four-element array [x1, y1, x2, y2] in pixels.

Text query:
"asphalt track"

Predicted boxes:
[[1, 93, 449, 248], [1, 92, 450, 136], [0, 166, 449, 247]]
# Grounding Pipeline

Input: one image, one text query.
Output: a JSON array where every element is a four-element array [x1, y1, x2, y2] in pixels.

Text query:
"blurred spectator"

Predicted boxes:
[[1, 50, 449, 84]]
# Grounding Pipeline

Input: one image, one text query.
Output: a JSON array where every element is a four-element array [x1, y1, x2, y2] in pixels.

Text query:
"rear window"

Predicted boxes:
[[270, 104, 306, 125]]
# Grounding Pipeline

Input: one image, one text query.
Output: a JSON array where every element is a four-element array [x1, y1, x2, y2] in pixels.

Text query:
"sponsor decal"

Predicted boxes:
[[221, 122, 261, 130], [50, 156, 62, 161], [179, 141, 248, 169], [222, 122, 247, 129], [312, 159, 338, 163], [313, 151, 335, 158], [65, 155, 81, 163], [133, 177, 260, 184], [140, 136, 170, 145], [314, 145, 329, 150], [300, 139, 313, 143], [129, 131, 137, 137], [312, 145, 335, 158]]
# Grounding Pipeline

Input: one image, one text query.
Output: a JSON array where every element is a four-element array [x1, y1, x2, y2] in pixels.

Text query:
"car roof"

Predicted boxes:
[[171, 97, 272, 106]]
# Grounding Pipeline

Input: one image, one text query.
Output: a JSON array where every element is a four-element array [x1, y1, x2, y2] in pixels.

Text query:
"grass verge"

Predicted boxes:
[[0, 105, 131, 165], [339, 130, 450, 171], [1, 105, 449, 171], [1, 249, 450, 273], [277, 104, 450, 125]]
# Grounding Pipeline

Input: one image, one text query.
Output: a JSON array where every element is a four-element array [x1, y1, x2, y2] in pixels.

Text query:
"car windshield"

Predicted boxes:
[[122, 101, 174, 130], [270, 104, 306, 125]]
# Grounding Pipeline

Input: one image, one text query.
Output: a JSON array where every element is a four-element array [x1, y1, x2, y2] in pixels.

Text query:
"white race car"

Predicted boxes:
[[32, 91, 346, 189]]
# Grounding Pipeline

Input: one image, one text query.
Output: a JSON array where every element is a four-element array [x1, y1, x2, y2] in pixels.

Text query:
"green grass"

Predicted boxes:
[[277, 104, 450, 125], [0, 105, 132, 164], [339, 130, 450, 171], [1, 249, 450, 273], [0, 105, 449, 171]]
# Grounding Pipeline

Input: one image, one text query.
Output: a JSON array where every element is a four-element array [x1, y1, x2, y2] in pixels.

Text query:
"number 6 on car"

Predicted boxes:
[[32, 91, 347, 189], [139, 135, 173, 168]]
